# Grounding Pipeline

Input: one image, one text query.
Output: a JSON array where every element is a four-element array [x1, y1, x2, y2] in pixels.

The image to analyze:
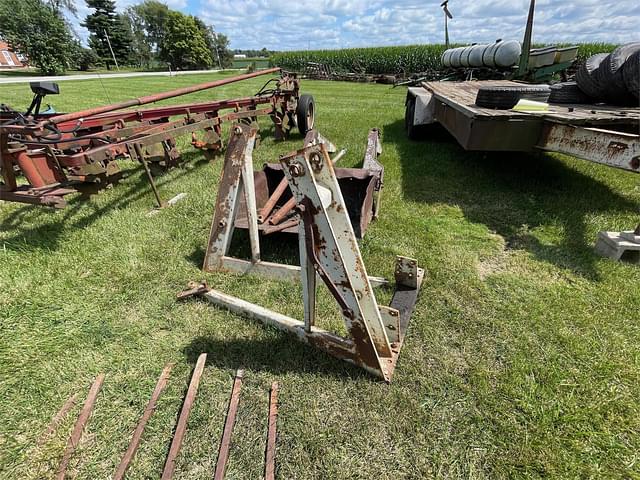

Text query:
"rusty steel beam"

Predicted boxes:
[[113, 364, 173, 480], [55, 374, 105, 480], [37, 392, 79, 446], [264, 381, 279, 480], [213, 369, 244, 480], [48, 68, 281, 126], [536, 123, 640, 172], [161, 354, 207, 480]]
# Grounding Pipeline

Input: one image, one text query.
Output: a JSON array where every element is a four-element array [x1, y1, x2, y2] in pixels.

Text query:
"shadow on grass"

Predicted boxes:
[[0, 150, 210, 252], [183, 334, 370, 381], [185, 214, 302, 269], [383, 118, 639, 279]]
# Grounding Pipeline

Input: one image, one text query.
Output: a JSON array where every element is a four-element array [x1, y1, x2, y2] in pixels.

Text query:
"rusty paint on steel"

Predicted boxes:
[[161, 354, 207, 480], [48, 68, 281, 126], [264, 381, 279, 480], [55, 374, 105, 480], [213, 369, 244, 480], [537, 123, 640, 172], [37, 392, 79, 446], [1, 71, 300, 209], [113, 363, 173, 480]]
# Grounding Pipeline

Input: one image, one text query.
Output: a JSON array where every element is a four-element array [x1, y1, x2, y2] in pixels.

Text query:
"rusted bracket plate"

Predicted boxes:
[[536, 123, 640, 173]]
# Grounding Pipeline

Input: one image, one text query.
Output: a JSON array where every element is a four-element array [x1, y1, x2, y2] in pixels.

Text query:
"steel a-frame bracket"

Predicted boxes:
[[189, 123, 423, 381]]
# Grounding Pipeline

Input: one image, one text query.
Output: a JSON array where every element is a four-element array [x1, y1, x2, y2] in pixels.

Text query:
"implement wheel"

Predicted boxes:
[[296, 94, 315, 134]]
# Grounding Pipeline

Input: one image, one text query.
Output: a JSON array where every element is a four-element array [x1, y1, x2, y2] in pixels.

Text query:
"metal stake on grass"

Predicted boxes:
[[264, 381, 279, 480], [56, 374, 105, 480], [37, 392, 79, 446], [161, 354, 207, 480], [114, 363, 173, 480], [213, 369, 244, 480]]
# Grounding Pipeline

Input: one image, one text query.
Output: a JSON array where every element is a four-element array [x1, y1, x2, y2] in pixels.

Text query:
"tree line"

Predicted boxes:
[[0, 0, 233, 75]]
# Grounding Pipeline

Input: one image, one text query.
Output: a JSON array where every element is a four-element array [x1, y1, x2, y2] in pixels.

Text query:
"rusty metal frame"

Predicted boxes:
[[202, 124, 387, 286], [187, 128, 422, 382], [1, 69, 304, 208]]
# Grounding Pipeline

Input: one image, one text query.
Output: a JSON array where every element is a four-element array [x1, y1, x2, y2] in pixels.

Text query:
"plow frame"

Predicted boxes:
[[0, 68, 304, 209]]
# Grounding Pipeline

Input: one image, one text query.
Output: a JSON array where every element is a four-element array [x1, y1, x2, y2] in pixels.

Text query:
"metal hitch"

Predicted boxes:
[[187, 124, 423, 382]]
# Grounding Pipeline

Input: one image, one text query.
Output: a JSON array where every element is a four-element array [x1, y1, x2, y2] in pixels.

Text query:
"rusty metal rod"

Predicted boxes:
[[37, 392, 79, 446], [264, 381, 279, 480], [161, 353, 207, 480], [213, 369, 244, 480], [267, 196, 297, 226], [257, 178, 289, 223], [49, 68, 281, 126], [113, 363, 173, 480], [56, 374, 105, 480], [265, 148, 345, 226]]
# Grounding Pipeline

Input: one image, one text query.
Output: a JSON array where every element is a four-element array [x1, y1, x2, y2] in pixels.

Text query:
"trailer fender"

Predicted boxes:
[[406, 87, 436, 126]]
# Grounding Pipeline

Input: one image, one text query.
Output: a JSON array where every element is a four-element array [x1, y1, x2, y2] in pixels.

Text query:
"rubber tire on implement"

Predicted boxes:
[[596, 42, 640, 105], [474, 85, 551, 110], [296, 94, 315, 134], [575, 53, 608, 99], [548, 82, 591, 104], [622, 50, 640, 102], [405, 96, 423, 140]]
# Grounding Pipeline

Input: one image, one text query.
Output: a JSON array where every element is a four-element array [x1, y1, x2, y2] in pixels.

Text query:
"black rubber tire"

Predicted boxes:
[[405, 96, 422, 140], [596, 43, 640, 105], [622, 50, 640, 102], [475, 85, 551, 109], [576, 53, 608, 99], [296, 94, 315, 134], [548, 82, 591, 104]]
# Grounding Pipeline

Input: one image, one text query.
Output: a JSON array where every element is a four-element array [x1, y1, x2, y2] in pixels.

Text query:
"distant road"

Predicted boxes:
[[0, 69, 230, 84]]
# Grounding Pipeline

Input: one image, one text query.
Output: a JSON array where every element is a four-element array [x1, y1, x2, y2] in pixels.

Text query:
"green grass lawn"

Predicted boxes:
[[1, 73, 639, 479]]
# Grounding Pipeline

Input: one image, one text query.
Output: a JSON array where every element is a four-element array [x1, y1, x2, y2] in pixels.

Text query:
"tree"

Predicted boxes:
[[47, 0, 77, 16], [213, 32, 233, 69], [83, 0, 132, 69], [192, 17, 231, 69], [128, 0, 170, 55], [0, 0, 75, 75], [159, 11, 213, 70], [121, 12, 152, 67]]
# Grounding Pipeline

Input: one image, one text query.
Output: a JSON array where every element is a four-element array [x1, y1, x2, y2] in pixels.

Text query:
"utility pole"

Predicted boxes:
[[440, 1, 453, 48], [104, 29, 120, 72]]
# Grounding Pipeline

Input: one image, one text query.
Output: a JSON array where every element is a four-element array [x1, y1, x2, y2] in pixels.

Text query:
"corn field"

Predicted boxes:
[[270, 43, 618, 75]]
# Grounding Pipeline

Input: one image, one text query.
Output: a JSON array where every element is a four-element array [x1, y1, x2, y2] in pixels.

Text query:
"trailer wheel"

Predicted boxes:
[[405, 97, 422, 140], [475, 85, 551, 109], [296, 94, 315, 134]]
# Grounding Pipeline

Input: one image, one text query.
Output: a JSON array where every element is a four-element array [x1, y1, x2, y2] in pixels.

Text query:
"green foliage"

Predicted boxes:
[[159, 11, 213, 70], [271, 45, 450, 74], [73, 45, 101, 71], [272, 43, 620, 75], [83, 0, 133, 69], [0, 0, 75, 75], [127, 0, 170, 54]]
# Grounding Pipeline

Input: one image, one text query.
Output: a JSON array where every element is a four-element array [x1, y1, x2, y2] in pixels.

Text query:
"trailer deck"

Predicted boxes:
[[409, 80, 640, 174]]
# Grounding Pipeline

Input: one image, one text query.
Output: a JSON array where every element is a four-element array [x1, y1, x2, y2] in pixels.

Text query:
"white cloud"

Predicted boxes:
[[66, 0, 640, 51]]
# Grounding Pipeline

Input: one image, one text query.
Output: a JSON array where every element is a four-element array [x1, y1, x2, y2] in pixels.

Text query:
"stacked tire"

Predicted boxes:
[[576, 43, 640, 106]]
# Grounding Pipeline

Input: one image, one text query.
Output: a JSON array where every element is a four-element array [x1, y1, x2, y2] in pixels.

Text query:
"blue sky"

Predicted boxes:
[[70, 0, 640, 50]]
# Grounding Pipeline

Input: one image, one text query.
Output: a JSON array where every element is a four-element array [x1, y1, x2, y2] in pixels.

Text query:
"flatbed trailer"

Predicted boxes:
[[405, 80, 640, 262]]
